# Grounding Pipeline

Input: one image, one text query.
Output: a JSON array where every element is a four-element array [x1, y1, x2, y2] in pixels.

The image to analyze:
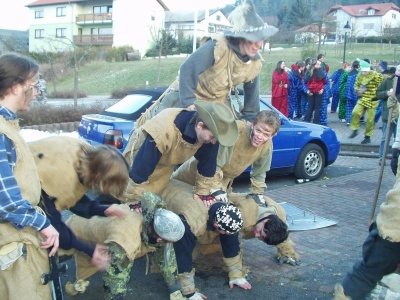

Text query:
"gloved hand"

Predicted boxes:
[[246, 193, 267, 207], [277, 255, 301, 266], [387, 95, 398, 108], [211, 189, 229, 203], [129, 202, 142, 214], [195, 194, 215, 207]]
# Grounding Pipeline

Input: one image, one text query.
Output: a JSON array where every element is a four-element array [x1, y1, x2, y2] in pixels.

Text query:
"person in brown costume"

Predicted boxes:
[[0, 53, 59, 300]]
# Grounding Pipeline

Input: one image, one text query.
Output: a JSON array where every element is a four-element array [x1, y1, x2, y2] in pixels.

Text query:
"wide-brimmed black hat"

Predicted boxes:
[[224, 0, 278, 42]]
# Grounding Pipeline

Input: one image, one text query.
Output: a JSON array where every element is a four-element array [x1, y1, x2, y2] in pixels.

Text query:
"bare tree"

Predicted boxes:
[[148, 27, 176, 86], [36, 36, 92, 108]]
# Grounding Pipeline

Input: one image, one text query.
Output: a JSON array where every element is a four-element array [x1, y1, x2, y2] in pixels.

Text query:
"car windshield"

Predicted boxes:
[[105, 94, 153, 114], [233, 95, 273, 114]]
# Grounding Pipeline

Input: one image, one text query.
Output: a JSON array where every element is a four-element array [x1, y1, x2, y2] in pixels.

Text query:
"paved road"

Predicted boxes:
[[60, 155, 394, 300]]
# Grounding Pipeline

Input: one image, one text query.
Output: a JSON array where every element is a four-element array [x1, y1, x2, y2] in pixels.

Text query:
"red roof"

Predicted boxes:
[[327, 2, 400, 17], [27, 0, 169, 10], [294, 24, 328, 34], [27, 0, 86, 7]]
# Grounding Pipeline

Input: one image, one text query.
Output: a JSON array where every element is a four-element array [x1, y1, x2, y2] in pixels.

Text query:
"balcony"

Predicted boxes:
[[76, 13, 112, 24], [73, 34, 113, 45]]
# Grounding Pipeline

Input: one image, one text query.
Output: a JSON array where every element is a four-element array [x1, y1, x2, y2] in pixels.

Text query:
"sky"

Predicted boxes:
[[1, 0, 236, 31]]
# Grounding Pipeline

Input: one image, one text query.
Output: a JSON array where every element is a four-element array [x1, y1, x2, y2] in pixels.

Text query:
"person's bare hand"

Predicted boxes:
[[92, 243, 111, 271], [187, 104, 196, 111], [105, 205, 128, 219], [194, 194, 216, 207], [39, 224, 59, 257], [229, 278, 252, 290]]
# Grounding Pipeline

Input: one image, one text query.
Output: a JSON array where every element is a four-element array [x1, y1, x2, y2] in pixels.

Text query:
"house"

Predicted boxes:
[[165, 8, 231, 41], [0, 29, 29, 54], [26, 0, 169, 57], [294, 24, 330, 44], [326, 2, 400, 41]]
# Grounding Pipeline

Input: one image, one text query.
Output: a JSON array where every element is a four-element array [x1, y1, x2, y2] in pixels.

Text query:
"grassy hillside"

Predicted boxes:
[[49, 43, 399, 96]]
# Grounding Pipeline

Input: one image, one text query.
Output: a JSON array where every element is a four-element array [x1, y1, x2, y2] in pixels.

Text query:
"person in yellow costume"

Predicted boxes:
[[0, 53, 59, 300]]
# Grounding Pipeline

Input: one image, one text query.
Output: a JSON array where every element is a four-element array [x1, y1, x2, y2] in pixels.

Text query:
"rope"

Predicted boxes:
[[135, 78, 179, 128]]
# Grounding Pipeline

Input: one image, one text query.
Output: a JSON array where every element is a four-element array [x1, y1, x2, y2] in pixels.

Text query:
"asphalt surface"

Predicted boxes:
[[60, 155, 393, 300]]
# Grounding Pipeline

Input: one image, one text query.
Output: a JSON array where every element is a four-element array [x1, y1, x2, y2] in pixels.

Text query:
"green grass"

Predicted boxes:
[[50, 43, 400, 96]]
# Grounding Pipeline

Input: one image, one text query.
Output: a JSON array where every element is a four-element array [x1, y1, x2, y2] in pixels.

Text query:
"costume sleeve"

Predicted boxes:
[[250, 144, 272, 194], [194, 142, 219, 178], [242, 75, 260, 122], [69, 194, 108, 218], [179, 40, 216, 108], [376, 79, 390, 101], [42, 192, 95, 257], [129, 134, 162, 184], [0, 134, 49, 231]]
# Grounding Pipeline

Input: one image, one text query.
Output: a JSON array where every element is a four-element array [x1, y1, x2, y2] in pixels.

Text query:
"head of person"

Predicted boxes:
[[309, 58, 321, 74], [296, 60, 306, 72], [317, 54, 325, 62], [193, 100, 239, 147], [252, 214, 288, 245], [341, 62, 351, 71], [153, 208, 185, 242], [379, 61, 388, 72], [388, 66, 396, 77], [250, 110, 280, 147], [352, 60, 360, 71], [275, 60, 285, 73], [76, 144, 129, 197], [213, 204, 244, 235], [0, 53, 40, 113], [358, 59, 371, 76], [305, 57, 313, 69], [224, 0, 278, 58]]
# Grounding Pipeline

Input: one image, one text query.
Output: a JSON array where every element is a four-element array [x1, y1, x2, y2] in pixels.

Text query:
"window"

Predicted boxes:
[[93, 6, 112, 13], [208, 26, 216, 33], [56, 7, 66, 17], [35, 10, 44, 18], [99, 27, 112, 34], [367, 9, 375, 16], [393, 14, 397, 19], [363, 23, 374, 30], [56, 28, 66, 38], [216, 15, 221, 21], [151, 11, 155, 21], [35, 29, 44, 39]]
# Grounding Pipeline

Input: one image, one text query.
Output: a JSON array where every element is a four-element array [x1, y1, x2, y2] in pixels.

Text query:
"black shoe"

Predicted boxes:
[[361, 137, 371, 144], [349, 130, 358, 138]]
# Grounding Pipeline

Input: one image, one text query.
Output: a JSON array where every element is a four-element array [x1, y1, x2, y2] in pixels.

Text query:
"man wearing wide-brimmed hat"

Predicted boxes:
[[179, 0, 278, 123], [122, 100, 239, 206]]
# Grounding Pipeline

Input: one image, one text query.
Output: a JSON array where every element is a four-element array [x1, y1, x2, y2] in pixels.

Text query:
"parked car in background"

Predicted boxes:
[[78, 88, 340, 180]]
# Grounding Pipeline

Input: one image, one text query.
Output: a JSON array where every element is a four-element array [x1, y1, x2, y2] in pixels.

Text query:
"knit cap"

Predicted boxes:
[[359, 59, 371, 72]]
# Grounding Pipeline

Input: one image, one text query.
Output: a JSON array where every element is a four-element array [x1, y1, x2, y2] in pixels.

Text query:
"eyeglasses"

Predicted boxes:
[[29, 83, 41, 92]]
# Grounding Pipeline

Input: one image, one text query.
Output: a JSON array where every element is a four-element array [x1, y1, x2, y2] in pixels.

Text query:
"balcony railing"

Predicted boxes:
[[76, 13, 112, 24], [73, 34, 113, 45]]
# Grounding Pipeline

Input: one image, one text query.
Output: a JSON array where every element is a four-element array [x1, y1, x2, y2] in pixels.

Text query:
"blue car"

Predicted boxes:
[[79, 88, 340, 180]]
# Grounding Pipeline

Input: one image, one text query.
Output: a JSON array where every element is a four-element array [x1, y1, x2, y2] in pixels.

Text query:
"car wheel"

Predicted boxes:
[[294, 144, 325, 180]]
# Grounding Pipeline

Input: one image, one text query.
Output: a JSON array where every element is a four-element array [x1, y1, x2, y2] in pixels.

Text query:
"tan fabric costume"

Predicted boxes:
[[195, 36, 262, 104], [172, 120, 272, 194], [64, 206, 144, 280], [0, 117, 51, 300], [122, 108, 203, 203], [170, 121, 298, 263], [29, 136, 88, 211], [28, 136, 144, 285], [162, 179, 298, 263]]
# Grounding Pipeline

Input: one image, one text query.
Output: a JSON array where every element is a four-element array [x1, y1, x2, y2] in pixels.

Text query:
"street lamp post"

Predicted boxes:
[[343, 21, 351, 63]]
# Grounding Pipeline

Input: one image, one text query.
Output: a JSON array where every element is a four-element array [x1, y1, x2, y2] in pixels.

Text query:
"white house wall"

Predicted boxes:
[[29, 3, 78, 52], [112, 0, 165, 57]]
